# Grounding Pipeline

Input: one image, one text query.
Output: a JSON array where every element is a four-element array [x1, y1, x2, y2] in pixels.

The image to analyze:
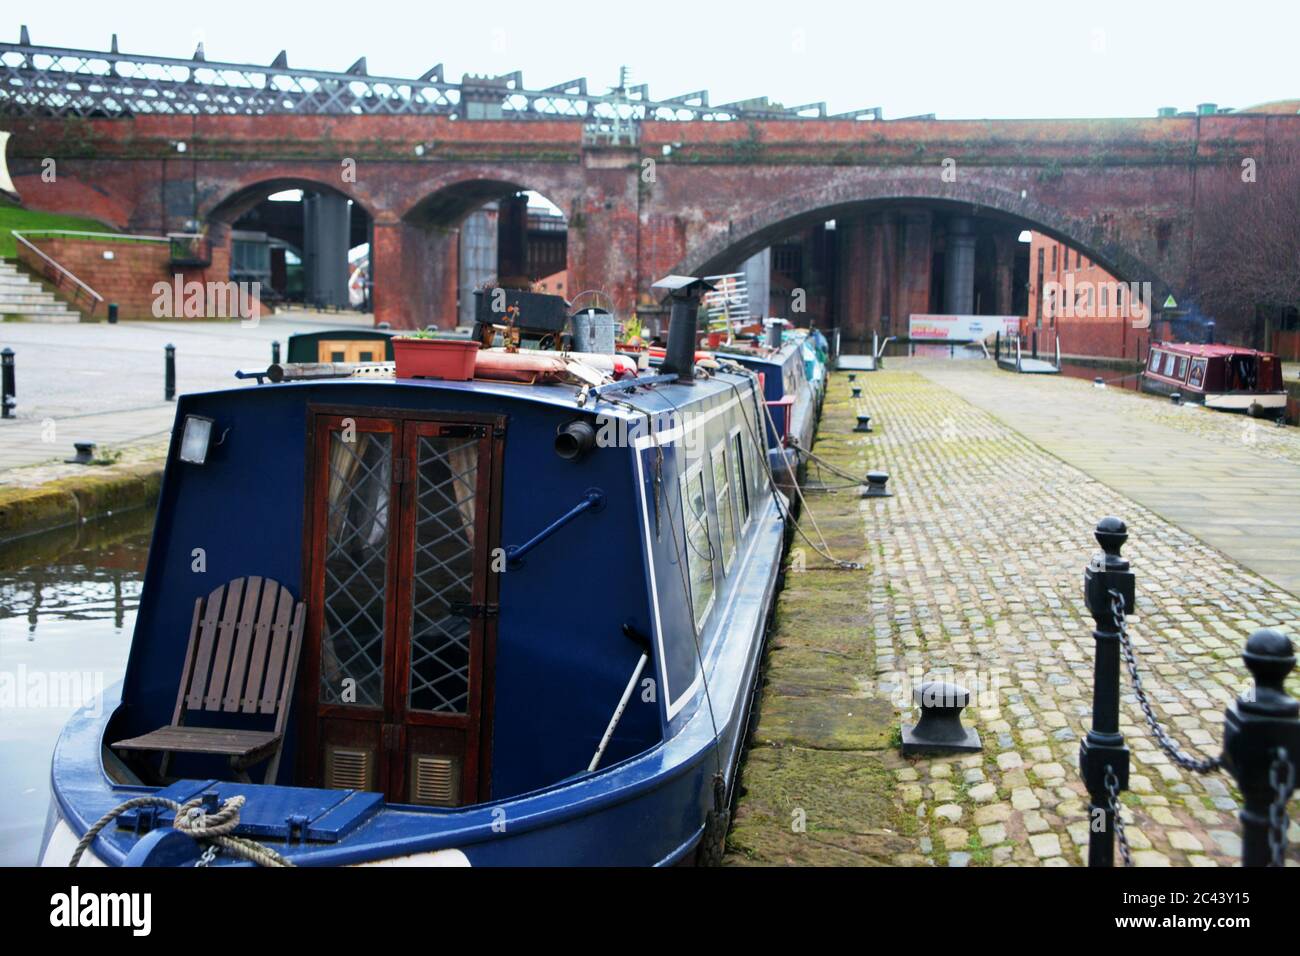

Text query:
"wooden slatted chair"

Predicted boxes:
[[114, 576, 306, 784]]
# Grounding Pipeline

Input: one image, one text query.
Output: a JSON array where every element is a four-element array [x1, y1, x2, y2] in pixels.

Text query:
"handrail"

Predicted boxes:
[[11, 231, 104, 305], [11, 228, 204, 245]]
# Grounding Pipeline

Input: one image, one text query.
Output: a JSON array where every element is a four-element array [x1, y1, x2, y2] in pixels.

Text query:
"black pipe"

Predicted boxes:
[[555, 420, 596, 461], [271, 340, 281, 365], [662, 298, 700, 383], [655, 275, 713, 384]]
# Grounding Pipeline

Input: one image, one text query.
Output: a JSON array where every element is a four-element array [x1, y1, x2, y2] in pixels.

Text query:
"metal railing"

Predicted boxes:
[[11, 230, 103, 316], [0, 36, 884, 124]]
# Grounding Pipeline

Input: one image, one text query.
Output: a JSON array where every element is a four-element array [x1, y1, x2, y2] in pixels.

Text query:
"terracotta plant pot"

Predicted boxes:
[[393, 338, 480, 381]]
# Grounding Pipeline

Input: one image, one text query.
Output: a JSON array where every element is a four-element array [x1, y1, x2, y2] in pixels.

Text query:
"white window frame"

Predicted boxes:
[[729, 424, 753, 531], [678, 460, 715, 633], [711, 440, 738, 574]]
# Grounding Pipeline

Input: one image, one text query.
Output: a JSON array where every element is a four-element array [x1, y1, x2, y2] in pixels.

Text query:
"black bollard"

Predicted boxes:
[[901, 681, 982, 755], [854, 413, 873, 434], [860, 470, 892, 498], [107, 303, 118, 324], [1079, 516, 1135, 867], [1, 348, 13, 419], [164, 343, 176, 401], [1221, 630, 1300, 866], [851, 386, 862, 399], [272, 340, 281, 365]]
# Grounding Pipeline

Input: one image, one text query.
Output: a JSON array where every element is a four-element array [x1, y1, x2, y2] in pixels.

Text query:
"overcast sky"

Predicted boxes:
[[9, 1, 1296, 120]]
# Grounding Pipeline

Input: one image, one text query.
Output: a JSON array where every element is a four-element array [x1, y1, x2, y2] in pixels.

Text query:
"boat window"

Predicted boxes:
[[407, 434, 478, 714], [1188, 358, 1207, 389], [1176, 356, 1189, 381], [320, 429, 391, 708], [1148, 350, 1162, 371], [712, 443, 737, 573], [1162, 352, 1177, 376], [679, 465, 715, 630], [732, 430, 750, 524]]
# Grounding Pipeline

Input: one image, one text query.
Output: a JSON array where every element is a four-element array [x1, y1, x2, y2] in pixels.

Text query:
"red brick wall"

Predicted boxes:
[[1025, 232, 1147, 360], [28, 236, 239, 320]]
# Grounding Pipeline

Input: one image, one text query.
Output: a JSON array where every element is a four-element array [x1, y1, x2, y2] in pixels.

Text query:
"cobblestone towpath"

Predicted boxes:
[[726, 360, 1300, 867]]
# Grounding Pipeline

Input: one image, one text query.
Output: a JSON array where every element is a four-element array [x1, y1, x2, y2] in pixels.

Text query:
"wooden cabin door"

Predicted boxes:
[[303, 410, 501, 806]]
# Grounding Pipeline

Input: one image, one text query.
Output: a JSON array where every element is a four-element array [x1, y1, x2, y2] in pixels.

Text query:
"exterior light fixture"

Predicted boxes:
[[175, 141, 188, 153], [414, 144, 425, 156], [178, 414, 215, 464]]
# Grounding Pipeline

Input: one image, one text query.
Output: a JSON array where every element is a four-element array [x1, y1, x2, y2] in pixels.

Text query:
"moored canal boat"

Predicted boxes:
[[39, 277, 786, 867], [1141, 342, 1286, 415], [711, 329, 820, 495]]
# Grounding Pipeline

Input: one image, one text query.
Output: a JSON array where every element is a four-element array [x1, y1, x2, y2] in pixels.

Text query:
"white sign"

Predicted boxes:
[[908, 314, 1020, 342]]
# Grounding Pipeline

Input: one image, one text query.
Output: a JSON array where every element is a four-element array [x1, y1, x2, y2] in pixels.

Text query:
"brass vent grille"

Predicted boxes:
[[325, 746, 375, 791], [410, 754, 460, 806]]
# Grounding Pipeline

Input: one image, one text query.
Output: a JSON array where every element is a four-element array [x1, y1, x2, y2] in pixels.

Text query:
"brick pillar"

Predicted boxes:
[[572, 152, 639, 324], [897, 208, 933, 325], [863, 214, 883, 340], [836, 214, 870, 346], [994, 230, 1016, 317], [371, 220, 456, 330], [878, 211, 899, 337]]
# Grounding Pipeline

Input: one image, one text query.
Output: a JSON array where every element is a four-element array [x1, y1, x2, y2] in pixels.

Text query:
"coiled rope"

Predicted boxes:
[[70, 794, 294, 868]]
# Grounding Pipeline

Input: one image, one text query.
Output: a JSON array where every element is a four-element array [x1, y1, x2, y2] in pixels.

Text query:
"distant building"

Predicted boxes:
[[1024, 232, 1149, 361]]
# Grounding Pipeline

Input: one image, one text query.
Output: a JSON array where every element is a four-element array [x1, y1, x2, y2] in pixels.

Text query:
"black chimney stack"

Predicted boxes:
[[653, 274, 715, 384]]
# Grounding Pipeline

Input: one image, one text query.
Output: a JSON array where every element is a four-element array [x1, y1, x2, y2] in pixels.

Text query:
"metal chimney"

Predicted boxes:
[[652, 275, 715, 384]]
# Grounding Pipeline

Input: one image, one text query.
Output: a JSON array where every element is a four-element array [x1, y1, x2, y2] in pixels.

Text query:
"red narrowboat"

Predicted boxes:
[[1140, 342, 1287, 416]]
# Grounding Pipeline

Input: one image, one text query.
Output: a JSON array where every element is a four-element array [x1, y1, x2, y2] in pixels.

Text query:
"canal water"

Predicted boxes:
[[0, 508, 153, 866]]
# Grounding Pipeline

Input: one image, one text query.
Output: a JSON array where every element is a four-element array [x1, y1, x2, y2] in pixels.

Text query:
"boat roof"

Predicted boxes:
[[1153, 342, 1277, 359], [204, 367, 755, 422]]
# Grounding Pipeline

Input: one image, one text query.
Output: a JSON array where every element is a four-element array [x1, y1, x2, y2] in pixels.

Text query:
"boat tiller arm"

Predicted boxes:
[[505, 488, 605, 569], [587, 624, 653, 773]]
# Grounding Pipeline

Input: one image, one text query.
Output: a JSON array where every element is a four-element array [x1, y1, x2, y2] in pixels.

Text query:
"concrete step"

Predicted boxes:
[[0, 267, 88, 321], [0, 292, 65, 305]]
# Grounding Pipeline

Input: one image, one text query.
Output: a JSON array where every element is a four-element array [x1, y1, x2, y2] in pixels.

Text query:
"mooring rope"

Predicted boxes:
[[785, 436, 869, 491], [70, 794, 295, 868]]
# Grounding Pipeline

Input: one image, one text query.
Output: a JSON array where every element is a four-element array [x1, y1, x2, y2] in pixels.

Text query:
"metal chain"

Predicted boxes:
[[1268, 747, 1294, 867], [1110, 589, 1224, 774], [1105, 765, 1133, 867]]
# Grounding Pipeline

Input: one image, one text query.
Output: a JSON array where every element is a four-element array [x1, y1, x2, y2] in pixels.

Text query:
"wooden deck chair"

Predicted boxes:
[[114, 576, 306, 784]]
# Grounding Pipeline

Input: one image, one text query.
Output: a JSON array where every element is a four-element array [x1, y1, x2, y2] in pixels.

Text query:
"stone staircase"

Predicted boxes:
[[0, 260, 82, 322]]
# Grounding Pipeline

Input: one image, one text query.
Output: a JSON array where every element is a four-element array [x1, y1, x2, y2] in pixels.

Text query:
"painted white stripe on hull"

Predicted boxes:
[[1205, 392, 1287, 410]]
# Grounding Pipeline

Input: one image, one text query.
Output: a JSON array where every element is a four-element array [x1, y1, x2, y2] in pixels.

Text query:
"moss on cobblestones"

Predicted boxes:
[[725, 362, 1300, 868]]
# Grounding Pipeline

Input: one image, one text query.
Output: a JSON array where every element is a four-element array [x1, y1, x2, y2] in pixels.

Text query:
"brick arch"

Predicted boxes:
[[396, 167, 581, 227], [670, 173, 1175, 302], [200, 171, 377, 226]]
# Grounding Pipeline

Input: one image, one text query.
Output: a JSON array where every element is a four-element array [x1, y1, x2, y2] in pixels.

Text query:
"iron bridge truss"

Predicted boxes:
[[0, 32, 884, 132]]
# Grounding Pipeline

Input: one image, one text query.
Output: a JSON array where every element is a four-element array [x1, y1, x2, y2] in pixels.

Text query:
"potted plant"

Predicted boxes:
[[393, 328, 480, 381]]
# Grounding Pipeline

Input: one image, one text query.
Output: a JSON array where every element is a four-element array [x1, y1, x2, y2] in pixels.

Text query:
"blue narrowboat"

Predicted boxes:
[[713, 330, 819, 495], [39, 278, 787, 867]]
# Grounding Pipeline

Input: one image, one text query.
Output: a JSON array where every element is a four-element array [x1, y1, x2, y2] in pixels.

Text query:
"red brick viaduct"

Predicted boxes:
[[6, 111, 1299, 334]]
